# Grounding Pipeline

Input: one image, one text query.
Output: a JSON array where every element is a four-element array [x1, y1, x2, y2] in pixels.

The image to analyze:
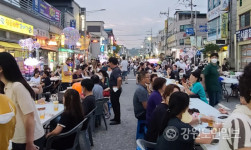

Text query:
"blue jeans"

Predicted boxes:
[[208, 91, 221, 107]]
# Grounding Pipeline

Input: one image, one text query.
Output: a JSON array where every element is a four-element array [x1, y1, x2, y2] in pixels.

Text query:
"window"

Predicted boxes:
[[179, 39, 184, 45], [180, 24, 192, 32], [208, 17, 219, 37], [240, 0, 242, 6], [240, 11, 250, 29], [87, 26, 101, 32]]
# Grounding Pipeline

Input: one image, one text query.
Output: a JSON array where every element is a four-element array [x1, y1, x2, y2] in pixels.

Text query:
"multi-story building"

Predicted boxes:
[[0, 0, 62, 71], [104, 28, 115, 55], [167, 11, 207, 59], [235, 0, 251, 71], [86, 21, 108, 58], [207, 0, 236, 66]]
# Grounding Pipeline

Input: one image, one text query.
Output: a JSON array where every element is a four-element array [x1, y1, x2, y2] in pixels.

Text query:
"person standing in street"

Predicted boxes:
[[61, 58, 73, 90], [108, 57, 122, 125], [202, 53, 222, 107], [133, 71, 150, 139], [121, 56, 129, 84]]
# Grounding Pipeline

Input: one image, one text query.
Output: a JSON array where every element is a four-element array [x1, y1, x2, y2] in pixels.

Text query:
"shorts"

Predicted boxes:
[[122, 71, 128, 76]]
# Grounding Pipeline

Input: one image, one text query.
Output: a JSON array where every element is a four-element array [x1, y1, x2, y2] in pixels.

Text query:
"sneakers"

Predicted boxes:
[[105, 113, 110, 119]]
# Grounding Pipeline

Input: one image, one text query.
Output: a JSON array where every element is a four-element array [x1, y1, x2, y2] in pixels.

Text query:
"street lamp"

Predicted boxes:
[[86, 9, 106, 13]]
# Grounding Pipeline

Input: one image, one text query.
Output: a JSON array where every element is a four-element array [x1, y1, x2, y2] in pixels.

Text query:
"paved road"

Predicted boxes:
[[92, 72, 138, 150], [91, 72, 240, 150]]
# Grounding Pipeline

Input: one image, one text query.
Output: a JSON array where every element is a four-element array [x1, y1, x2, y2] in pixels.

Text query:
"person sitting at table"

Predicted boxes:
[[156, 92, 222, 150], [46, 89, 84, 149], [41, 71, 51, 86], [146, 74, 158, 95], [53, 66, 61, 77], [81, 64, 89, 77], [166, 66, 175, 79], [91, 75, 104, 100], [146, 77, 166, 124], [0, 52, 44, 150], [81, 79, 96, 129], [98, 70, 110, 118], [72, 66, 83, 84], [145, 84, 180, 142], [177, 68, 186, 84], [0, 94, 16, 150], [219, 62, 251, 150], [30, 70, 41, 85], [81, 79, 96, 116], [183, 69, 208, 104]]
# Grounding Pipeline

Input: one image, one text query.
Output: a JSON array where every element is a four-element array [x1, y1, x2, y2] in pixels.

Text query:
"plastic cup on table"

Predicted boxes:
[[38, 107, 46, 119], [53, 101, 59, 111]]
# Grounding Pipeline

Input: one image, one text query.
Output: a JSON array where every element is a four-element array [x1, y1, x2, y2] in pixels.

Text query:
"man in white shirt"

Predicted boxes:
[[121, 56, 129, 84]]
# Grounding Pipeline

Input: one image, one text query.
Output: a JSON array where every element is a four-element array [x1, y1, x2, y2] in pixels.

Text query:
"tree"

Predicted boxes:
[[204, 44, 220, 55], [114, 45, 121, 54]]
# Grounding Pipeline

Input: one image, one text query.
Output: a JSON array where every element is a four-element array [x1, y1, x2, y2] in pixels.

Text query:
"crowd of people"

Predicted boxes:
[[1, 50, 251, 150], [0, 52, 126, 150], [132, 53, 251, 150]]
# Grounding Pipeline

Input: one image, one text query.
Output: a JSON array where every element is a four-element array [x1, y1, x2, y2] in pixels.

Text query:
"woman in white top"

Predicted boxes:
[[0, 52, 44, 150], [30, 70, 41, 85]]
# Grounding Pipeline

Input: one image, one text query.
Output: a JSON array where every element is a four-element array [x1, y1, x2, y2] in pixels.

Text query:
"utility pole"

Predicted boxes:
[[160, 8, 169, 57]]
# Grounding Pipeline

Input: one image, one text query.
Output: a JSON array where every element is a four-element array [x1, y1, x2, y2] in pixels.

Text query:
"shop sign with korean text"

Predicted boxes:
[[236, 27, 251, 42], [0, 15, 33, 35], [33, 0, 61, 22]]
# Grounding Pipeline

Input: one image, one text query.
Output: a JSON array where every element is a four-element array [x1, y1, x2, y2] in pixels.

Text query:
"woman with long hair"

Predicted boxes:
[[145, 84, 180, 142], [156, 92, 222, 150], [0, 52, 44, 150], [46, 89, 84, 149]]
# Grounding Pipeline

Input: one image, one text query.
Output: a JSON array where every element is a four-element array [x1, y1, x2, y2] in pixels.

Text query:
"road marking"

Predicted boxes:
[[128, 79, 136, 81]]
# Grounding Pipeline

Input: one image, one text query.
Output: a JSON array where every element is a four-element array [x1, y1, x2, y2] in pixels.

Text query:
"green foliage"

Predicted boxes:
[[114, 45, 121, 54], [204, 44, 220, 55]]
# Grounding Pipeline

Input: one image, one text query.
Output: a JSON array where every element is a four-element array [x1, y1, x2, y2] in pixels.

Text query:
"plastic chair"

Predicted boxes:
[[136, 139, 157, 150], [79, 107, 97, 150], [95, 98, 109, 130], [45, 118, 87, 150]]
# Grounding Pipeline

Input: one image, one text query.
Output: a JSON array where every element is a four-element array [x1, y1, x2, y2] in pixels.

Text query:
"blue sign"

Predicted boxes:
[[70, 20, 76, 28], [32, 0, 61, 22], [100, 45, 104, 52], [113, 46, 116, 50], [199, 25, 208, 32], [186, 28, 194, 35], [102, 40, 108, 45]]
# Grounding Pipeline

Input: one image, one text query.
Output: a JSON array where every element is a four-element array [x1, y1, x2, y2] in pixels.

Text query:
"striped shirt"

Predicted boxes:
[[219, 105, 251, 150]]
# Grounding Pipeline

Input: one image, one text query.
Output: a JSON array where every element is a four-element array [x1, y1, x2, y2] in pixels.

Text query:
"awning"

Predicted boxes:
[[41, 46, 58, 51], [0, 41, 21, 49]]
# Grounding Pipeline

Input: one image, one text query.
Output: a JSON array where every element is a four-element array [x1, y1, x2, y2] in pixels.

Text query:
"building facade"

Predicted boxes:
[[207, 0, 235, 66], [235, 0, 251, 71], [167, 11, 207, 59], [86, 21, 108, 58], [0, 0, 62, 72]]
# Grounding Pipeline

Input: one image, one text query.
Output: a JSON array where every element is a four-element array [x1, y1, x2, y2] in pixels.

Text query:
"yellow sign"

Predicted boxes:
[[221, 13, 228, 38], [0, 15, 33, 35]]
